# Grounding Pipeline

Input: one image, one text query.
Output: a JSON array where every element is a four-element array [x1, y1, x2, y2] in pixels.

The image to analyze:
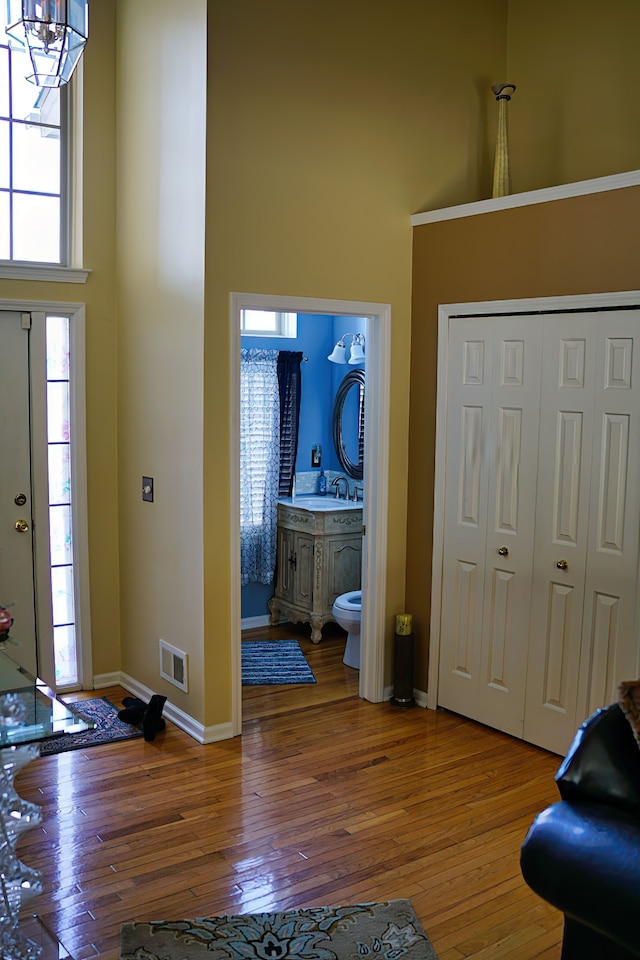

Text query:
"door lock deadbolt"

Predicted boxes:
[[14, 494, 26, 506]]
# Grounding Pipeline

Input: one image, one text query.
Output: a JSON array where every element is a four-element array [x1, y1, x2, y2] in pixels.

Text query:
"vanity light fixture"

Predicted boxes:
[[6, 0, 89, 87], [327, 333, 365, 365]]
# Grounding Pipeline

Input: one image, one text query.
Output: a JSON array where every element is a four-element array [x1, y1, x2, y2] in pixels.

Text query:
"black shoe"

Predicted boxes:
[[143, 694, 167, 742], [118, 697, 147, 725]]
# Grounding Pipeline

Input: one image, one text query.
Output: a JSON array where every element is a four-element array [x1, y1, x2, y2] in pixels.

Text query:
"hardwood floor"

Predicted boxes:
[[15, 625, 563, 960]]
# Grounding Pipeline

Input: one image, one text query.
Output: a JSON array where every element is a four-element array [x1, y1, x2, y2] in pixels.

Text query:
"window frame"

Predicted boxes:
[[0, 21, 75, 270]]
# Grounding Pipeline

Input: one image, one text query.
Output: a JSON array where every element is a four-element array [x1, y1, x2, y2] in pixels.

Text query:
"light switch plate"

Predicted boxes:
[[142, 476, 154, 502]]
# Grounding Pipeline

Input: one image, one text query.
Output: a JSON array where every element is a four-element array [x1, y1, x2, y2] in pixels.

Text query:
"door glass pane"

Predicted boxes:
[[46, 381, 70, 443], [51, 565, 74, 625], [53, 625, 76, 686], [48, 444, 70, 505]]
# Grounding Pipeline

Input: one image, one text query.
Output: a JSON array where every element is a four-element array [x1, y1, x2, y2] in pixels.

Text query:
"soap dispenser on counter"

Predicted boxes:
[[317, 469, 327, 496]]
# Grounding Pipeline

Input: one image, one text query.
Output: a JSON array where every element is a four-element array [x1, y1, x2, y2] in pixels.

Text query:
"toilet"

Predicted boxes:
[[332, 590, 362, 669]]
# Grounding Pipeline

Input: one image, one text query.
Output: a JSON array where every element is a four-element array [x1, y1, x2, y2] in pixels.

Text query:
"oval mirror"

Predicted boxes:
[[332, 369, 365, 480]]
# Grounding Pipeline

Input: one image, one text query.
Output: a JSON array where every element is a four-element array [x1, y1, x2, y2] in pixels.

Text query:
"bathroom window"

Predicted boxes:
[[241, 310, 297, 338]]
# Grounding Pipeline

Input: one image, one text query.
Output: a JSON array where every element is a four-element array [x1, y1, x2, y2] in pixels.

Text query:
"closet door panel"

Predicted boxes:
[[524, 318, 595, 755], [476, 321, 542, 736], [578, 316, 640, 720], [438, 321, 492, 720], [439, 318, 542, 733]]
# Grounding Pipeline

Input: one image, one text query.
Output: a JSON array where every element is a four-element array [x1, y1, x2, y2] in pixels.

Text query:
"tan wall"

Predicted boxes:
[[0, 2, 120, 679], [407, 186, 640, 692], [115, 0, 208, 719], [507, 0, 640, 192], [202, 0, 507, 719]]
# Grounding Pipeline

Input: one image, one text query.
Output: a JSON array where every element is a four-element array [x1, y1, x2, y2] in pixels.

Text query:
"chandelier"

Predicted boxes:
[[6, 0, 89, 87]]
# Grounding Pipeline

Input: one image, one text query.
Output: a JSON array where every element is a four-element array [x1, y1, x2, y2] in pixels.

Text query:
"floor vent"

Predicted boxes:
[[159, 639, 188, 692]]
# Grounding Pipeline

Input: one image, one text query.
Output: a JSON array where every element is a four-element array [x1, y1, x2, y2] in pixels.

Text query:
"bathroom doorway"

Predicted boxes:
[[230, 293, 391, 734]]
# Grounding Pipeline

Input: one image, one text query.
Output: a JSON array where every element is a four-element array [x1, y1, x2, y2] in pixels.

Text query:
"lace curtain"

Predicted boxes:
[[240, 350, 280, 586], [240, 349, 303, 586]]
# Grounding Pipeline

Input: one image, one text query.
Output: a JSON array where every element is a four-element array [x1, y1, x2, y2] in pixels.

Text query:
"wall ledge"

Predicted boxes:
[[0, 263, 90, 283], [411, 169, 640, 227]]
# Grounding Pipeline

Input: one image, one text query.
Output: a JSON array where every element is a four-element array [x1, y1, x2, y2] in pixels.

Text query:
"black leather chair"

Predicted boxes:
[[521, 703, 640, 959]]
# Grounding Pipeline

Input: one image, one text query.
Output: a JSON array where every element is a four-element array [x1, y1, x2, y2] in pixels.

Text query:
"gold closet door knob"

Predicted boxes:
[[497, 546, 509, 556], [556, 559, 568, 570], [14, 519, 29, 533]]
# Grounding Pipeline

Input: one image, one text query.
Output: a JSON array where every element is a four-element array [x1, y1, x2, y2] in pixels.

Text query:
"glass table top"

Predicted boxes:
[[0, 650, 95, 747]]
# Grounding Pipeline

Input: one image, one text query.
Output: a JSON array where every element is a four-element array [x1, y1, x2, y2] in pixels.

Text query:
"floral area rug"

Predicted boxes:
[[120, 900, 438, 960], [40, 697, 143, 756], [241, 639, 316, 685]]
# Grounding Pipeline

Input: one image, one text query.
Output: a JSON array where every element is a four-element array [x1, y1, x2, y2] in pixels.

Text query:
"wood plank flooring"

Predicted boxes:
[[14, 623, 564, 960]]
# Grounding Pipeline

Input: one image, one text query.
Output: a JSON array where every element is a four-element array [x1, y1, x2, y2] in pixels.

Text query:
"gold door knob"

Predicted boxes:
[[14, 519, 29, 533], [497, 546, 509, 556], [556, 559, 568, 570]]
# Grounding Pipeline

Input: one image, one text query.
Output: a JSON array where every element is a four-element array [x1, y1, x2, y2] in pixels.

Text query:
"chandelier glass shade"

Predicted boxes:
[[5, 0, 89, 87]]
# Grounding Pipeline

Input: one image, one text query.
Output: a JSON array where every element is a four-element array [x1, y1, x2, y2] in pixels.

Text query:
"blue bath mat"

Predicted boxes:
[[241, 639, 316, 685]]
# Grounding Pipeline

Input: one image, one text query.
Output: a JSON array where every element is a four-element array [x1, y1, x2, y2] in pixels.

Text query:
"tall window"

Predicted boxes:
[[46, 315, 77, 685], [0, 9, 65, 264]]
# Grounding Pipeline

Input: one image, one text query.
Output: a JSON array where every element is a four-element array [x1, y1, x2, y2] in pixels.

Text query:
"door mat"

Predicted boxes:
[[120, 899, 438, 960], [39, 697, 144, 755], [241, 639, 316, 685]]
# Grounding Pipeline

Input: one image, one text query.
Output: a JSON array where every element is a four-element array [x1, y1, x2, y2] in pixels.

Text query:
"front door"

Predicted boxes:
[[0, 312, 38, 676]]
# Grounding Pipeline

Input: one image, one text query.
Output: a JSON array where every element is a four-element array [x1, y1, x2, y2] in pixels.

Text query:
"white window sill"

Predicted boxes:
[[0, 263, 90, 283]]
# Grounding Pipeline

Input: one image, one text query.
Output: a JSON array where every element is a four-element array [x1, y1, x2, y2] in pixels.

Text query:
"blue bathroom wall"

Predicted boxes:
[[330, 316, 366, 472], [241, 314, 335, 619], [240, 313, 367, 621]]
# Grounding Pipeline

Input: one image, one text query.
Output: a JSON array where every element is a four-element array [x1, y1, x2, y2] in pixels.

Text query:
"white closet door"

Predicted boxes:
[[524, 311, 640, 755], [579, 317, 640, 713], [524, 316, 596, 753], [439, 317, 542, 736]]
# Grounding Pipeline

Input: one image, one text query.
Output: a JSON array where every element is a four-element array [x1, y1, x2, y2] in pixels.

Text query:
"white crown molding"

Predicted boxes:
[[0, 264, 90, 283], [411, 169, 640, 226]]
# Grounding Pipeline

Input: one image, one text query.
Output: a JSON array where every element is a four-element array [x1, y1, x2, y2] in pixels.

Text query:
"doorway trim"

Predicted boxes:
[[0, 296, 92, 690], [230, 292, 391, 736], [428, 287, 640, 711]]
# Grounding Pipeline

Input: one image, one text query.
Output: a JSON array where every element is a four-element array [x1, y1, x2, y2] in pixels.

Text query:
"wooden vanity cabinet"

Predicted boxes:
[[268, 501, 363, 642]]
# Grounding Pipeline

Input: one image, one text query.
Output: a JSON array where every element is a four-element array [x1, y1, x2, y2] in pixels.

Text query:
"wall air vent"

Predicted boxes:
[[159, 639, 188, 693]]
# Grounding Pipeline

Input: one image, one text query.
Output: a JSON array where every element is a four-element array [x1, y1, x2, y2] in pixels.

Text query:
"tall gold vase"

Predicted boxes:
[[491, 83, 516, 198]]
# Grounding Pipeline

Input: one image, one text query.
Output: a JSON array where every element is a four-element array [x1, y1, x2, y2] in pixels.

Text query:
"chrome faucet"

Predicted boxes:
[[352, 486, 363, 502], [331, 476, 349, 499]]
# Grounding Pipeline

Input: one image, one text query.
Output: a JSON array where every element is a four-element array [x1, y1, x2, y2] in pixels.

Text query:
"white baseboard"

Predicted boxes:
[[93, 671, 121, 689], [414, 688, 428, 708], [93, 671, 236, 744], [383, 683, 427, 708], [241, 614, 274, 630]]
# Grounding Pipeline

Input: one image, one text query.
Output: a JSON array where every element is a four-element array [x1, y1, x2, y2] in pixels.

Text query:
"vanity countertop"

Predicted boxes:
[[278, 495, 362, 512]]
